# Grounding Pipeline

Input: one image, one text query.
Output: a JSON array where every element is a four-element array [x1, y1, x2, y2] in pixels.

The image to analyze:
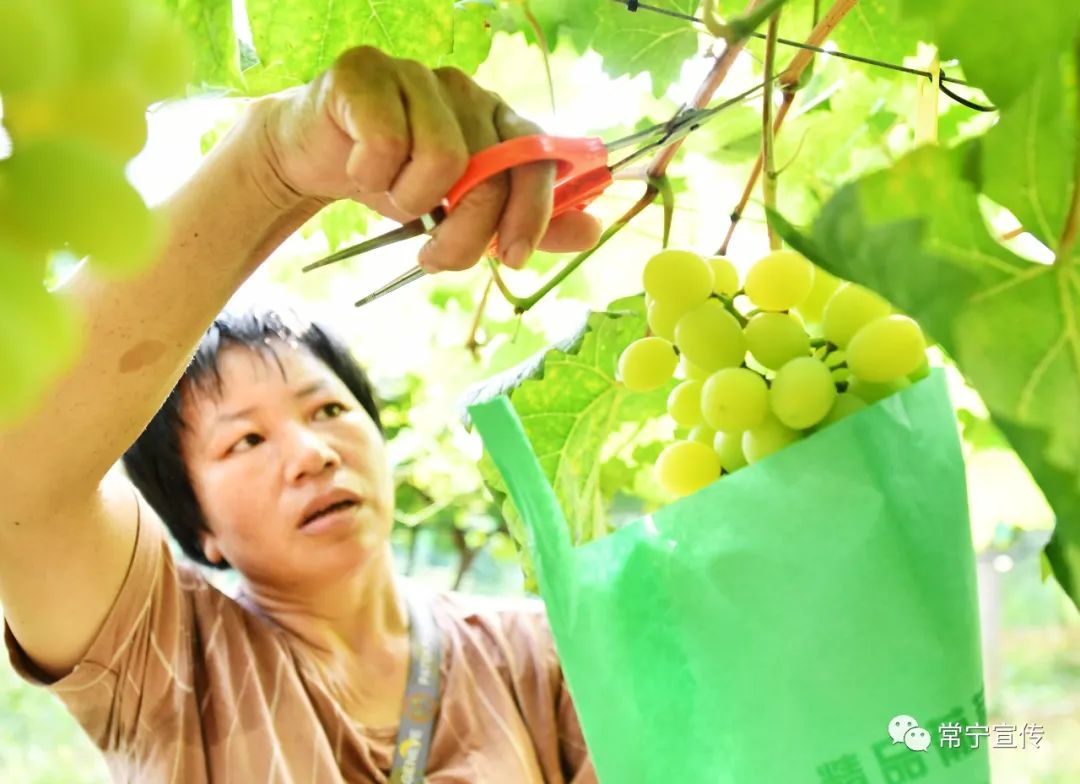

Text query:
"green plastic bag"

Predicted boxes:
[[470, 370, 990, 783]]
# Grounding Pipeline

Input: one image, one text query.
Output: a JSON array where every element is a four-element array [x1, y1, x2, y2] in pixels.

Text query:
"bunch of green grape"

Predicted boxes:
[[618, 248, 929, 498], [0, 0, 191, 423]]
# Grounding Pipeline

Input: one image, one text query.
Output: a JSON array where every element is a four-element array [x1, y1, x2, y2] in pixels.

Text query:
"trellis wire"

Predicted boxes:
[[611, 0, 996, 111]]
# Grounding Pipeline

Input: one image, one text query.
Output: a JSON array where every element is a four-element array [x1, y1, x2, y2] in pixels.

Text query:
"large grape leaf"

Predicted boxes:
[[829, 0, 926, 64], [242, 0, 454, 94], [464, 301, 672, 588], [980, 59, 1078, 250], [161, 0, 243, 89], [901, 0, 1080, 107], [591, 0, 701, 98], [491, 0, 599, 54], [434, 1, 496, 74], [772, 75, 1080, 608]]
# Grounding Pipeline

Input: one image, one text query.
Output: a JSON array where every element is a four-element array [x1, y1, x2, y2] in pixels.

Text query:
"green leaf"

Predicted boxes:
[[901, 0, 1080, 107], [299, 199, 371, 253], [829, 0, 926, 64], [771, 142, 1080, 609], [243, 0, 454, 94], [161, 0, 243, 89], [591, 0, 700, 98], [467, 301, 672, 584], [435, 1, 496, 74], [978, 56, 1078, 250], [492, 0, 599, 54]]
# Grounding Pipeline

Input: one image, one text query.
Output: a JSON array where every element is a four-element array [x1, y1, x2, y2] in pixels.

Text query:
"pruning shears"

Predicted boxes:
[[302, 82, 765, 308]]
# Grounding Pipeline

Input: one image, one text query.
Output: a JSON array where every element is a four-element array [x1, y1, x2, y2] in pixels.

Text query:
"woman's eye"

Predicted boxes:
[[229, 433, 263, 453], [315, 401, 347, 419]]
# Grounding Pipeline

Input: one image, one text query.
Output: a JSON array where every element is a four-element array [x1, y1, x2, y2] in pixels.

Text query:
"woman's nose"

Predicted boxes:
[[284, 425, 341, 480]]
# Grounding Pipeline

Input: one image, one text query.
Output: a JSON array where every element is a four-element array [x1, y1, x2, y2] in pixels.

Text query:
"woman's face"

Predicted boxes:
[[178, 342, 394, 589]]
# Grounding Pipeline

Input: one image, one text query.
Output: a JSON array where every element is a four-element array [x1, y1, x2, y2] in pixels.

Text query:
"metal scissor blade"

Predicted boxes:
[[354, 265, 427, 308], [607, 80, 768, 174], [303, 220, 427, 272], [303, 207, 446, 273]]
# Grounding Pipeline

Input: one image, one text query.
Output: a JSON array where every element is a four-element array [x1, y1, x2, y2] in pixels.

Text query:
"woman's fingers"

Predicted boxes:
[[318, 51, 593, 272], [328, 48, 411, 194], [383, 60, 469, 218], [537, 209, 604, 253], [491, 102, 555, 269], [416, 70, 512, 272]]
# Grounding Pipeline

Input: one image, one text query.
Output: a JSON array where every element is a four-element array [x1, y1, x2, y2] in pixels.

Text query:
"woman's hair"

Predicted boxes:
[[122, 308, 383, 570]]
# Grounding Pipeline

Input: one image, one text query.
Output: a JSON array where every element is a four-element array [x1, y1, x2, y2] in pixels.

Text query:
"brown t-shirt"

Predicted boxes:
[[3, 498, 597, 783]]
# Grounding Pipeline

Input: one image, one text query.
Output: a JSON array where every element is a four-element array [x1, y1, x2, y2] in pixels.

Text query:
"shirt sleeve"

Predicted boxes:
[[2, 491, 196, 753]]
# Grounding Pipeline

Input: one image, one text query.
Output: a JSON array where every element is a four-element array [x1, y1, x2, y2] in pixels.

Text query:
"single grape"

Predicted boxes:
[[818, 392, 867, 427], [743, 311, 810, 370], [2, 137, 158, 273], [54, 0, 132, 74], [674, 299, 746, 372], [655, 440, 721, 497], [617, 337, 678, 392], [846, 376, 911, 404], [689, 424, 716, 445], [648, 299, 688, 342], [0, 0, 72, 94], [667, 380, 704, 427], [846, 315, 927, 382], [6, 77, 149, 158], [769, 356, 837, 429], [908, 356, 931, 382], [742, 412, 801, 464], [642, 249, 714, 311], [701, 367, 768, 433], [707, 255, 740, 296], [795, 266, 842, 323], [822, 283, 891, 347], [713, 431, 748, 473], [744, 249, 815, 311]]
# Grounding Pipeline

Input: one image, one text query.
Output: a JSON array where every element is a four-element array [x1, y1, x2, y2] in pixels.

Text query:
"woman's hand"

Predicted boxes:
[[259, 46, 602, 272]]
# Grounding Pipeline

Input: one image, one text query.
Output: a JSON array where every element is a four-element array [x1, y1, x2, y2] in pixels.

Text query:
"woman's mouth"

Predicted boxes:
[[300, 499, 360, 533]]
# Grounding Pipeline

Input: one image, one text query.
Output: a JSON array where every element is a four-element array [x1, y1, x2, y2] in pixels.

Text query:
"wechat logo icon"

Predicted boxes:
[[888, 714, 932, 752]]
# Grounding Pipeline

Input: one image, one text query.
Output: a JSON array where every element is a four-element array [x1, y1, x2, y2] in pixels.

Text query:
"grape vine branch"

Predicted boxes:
[[719, 0, 859, 254], [762, 10, 782, 251]]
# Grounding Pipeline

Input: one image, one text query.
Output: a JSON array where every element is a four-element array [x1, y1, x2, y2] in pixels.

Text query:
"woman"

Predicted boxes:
[[0, 45, 601, 782]]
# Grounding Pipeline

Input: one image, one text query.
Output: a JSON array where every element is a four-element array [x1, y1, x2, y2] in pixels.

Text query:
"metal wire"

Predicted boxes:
[[609, 0, 997, 111]]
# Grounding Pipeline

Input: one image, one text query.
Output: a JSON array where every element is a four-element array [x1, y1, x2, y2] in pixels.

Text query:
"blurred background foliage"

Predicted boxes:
[[2, 0, 1079, 780]]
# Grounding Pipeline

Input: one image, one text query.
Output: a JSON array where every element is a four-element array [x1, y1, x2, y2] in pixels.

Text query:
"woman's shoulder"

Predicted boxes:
[[430, 589, 546, 627], [428, 589, 555, 668]]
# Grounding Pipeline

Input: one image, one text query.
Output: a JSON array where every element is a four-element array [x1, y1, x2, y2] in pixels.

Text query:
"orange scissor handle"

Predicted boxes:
[[443, 135, 613, 217]]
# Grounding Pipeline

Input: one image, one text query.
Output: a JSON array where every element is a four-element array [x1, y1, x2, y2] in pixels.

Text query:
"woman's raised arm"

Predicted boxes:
[[0, 47, 599, 679]]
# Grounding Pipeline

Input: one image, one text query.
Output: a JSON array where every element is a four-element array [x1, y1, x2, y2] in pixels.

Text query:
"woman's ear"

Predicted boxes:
[[201, 530, 224, 565]]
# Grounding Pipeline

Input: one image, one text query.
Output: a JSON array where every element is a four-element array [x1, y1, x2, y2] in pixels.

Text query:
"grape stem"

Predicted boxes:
[[493, 178, 665, 314], [716, 0, 859, 255], [715, 293, 749, 326], [464, 273, 495, 357], [1054, 37, 1080, 268], [519, 1, 557, 114], [762, 10, 782, 251]]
